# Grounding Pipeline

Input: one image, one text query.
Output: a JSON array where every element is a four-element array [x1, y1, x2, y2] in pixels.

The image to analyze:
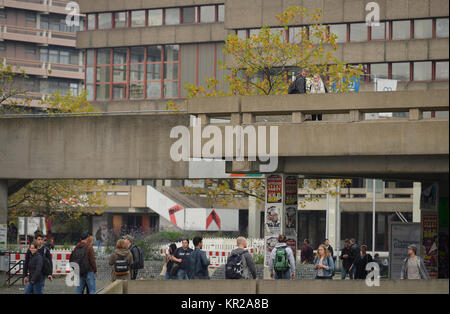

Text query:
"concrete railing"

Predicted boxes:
[[187, 90, 449, 124], [100, 279, 449, 294]]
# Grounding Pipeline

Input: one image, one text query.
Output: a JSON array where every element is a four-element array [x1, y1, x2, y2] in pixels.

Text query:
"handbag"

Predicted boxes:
[[160, 262, 167, 276], [170, 262, 180, 276]]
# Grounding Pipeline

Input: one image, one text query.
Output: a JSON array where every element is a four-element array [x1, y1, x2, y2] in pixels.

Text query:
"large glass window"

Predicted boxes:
[[370, 63, 389, 79], [436, 61, 449, 80], [414, 19, 432, 39], [200, 6, 215, 23], [289, 27, 307, 43], [148, 9, 163, 26], [218, 5, 225, 22], [392, 20, 411, 39], [114, 12, 128, 28], [130, 47, 145, 99], [164, 45, 179, 62], [330, 24, 347, 43], [97, 49, 111, 65], [165, 8, 180, 25], [350, 23, 367, 42], [98, 13, 112, 29], [436, 18, 449, 38], [413, 61, 432, 81], [113, 48, 127, 83], [182, 7, 196, 24], [392, 62, 410, 81], [131, 10, 146, 27], [371, 21, 389, 40]]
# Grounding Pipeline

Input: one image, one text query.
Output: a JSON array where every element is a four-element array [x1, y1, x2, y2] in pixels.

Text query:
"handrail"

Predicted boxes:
[[1, 24, 77, 37], [1, 109, 188, 118]]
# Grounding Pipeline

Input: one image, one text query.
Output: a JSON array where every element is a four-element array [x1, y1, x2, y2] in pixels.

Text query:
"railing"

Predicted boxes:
[[187, 90, 450, 124], [0, 24, 76, 45], [4, 57, 83, 80], [0, 0, 84, 15]]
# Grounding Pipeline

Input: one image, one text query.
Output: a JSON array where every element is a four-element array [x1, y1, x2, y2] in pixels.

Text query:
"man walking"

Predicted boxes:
[[349, 238, 360, 279], [70, 233, 97, 294], [269, 235, 296, 280], [188, 237, 210, 279], [226, 237, 257, 279], [288, 68, 310, 94], [400, 244, 430, 280], [172, 239, 193, 280], [301, 239, 314, 264], [123, 235, 144, 280], [339, 239, 352, 279], [324, 239, 335, 261], [23, 232, 53, 293]]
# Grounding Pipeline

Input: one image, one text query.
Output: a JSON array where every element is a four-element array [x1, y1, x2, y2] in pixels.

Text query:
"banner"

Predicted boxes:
[[422, 212, 439, 279], [284, 176, 298, 259], [266, 175, 282, 203]]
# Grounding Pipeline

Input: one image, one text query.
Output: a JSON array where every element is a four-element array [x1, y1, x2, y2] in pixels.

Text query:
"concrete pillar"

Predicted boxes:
[[326, 189, 338, 250], [0, 180, 7, 228], [247, 195, 261, 239], [412, 182, 422, 223]]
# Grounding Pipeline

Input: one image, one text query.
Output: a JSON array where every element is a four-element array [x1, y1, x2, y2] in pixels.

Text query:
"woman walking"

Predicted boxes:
[[314, 244, 335, 280], [109, 239, 134, 282]]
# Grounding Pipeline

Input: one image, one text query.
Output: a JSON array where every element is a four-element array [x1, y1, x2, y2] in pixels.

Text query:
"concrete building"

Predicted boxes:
[[0, 0, 84, 108]]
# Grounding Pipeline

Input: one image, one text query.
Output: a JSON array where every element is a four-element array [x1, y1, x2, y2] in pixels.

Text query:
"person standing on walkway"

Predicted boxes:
[[23, 232, 53, 293], [269, 235, 296, 280], [122, 235, 144, 280], [349, 238, 360, 279], [314, 244, 335, 280], [226, 237, 257, 279], [188, 237, 210, 280], [400, 244, 430, 280], [339, 239, 352, 279], [24, 242, 44, 294], [351, 244, 373, 280], [308, 73, 327, 121], [109, 239, 134, 282], [288, 68, 310, 94], [70, 233, 97, 294], [301, 239, 314, 264], [324, 239, 335, 261], [164, 243, 178, 280], [172, 239, 193, 280]]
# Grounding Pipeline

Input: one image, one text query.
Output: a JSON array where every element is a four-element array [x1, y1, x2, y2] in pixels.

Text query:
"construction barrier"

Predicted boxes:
[[5, 250, 73, 276]]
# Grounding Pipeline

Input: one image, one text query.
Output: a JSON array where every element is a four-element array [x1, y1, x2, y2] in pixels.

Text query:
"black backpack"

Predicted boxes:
[[114, 255, 130, 275], [225, 252, 244, 279], [131, 245, 144, 270], [40, 247, 53, 277], [69, 245, 90, 277]]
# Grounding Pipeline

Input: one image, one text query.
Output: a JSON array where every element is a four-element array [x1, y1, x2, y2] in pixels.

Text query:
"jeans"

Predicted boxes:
[[25, 279, 44, 294], [350, 266, 357, 280], [76, 272, 96, 294], [341, 267, 351, 280], [274, 270, 291, 280], [177, 268, 189, 280], [97, 240, 102, 250]]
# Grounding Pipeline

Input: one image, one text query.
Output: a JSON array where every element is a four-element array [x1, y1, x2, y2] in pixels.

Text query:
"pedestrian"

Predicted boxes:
[[122, 235, 144, 280], [109, 239, 134, 281], [308, 73, 327, 120], [24, 242, 45, 294], [164, 243, 178, 280], [95, 228, 104, 251], [339, 239, 352, 279], [301, 239, 314, 264], [70, 233, 97, 294], [374, 253, 385, 278], [82, 235, 95, 294], [288, 68, 310, 94], [23, 232, 53, 293], [348, 238, 360, 279], [226, 237, 257, 279], [188, 237, 210, 280], [314, 244, 335, 280], [400, 244, 430, 280], [350, 244, 373, 279], [269, 235, 296, 280], [172, 239, 193, 280], [324, 239, 335, 261]]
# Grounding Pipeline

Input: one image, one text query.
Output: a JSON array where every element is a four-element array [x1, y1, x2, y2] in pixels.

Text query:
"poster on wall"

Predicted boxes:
[[285, 206, 297, 236], [265, 204, 282, 236], [284, 176, 298, 206], [286, 237, 297, 259], [266, 175, 282, 203], [422, 212, 439, 279], [92, 215, 109, 243], [264, 236, 278, 267]]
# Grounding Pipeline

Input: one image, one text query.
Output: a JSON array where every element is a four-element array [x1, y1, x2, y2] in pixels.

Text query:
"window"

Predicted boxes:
[[413, 61, 432, 81], [130, 47, 145, 99], [200, 6, 215, 23], [148, 9, 163, 26], [0, 43, 6, 51], [350, 23, 367, 42], [87, 14, 96, 30], [392, 20, 411, 39], [0, 11, 7, 19], [436, 18, 449, 38], [330, 24, 347, 43], [131, 10, 146, 27], [113, 48, 127, 83], [371, 21, 389, 40], [237, 29, 247, 40], [436, 61, 449, 80], [165, 8, 180, 25], [25, 47, 36, 55], [86, 49, 95, 65], [218, 5, 225, 22], [60, 51, 70, 64], [147, 45, 162, 98], [114, 12, 128, 28], [414, 19, 432, 39], [182, 7, 196, 24], [49, 49, 59, 63], [370, 63, 388, 79], [392, 62, 410, 81], [26, 13, 36, 23], [289, 27, 307, 43], [98, 13, 112, 29]]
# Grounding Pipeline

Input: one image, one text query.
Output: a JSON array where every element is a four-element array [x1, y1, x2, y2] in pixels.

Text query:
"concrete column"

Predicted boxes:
[[247, 195, 261, 239], [0, 180, 7, 228], [412, 182, 422, 223], [326, 188, 338, 250]]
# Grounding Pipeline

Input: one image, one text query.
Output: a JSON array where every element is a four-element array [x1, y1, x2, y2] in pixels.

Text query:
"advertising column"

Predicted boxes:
[[284, 176, 298, 260], [264, 174, 283, 268]]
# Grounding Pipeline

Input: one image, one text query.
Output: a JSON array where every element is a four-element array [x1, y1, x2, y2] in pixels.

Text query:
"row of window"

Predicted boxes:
[[85, 45, 180, 101], [86, 4, 225, 31], [364, 60, 449, 81], [236, 17, 449, 43], [20, 77, 81, 96]]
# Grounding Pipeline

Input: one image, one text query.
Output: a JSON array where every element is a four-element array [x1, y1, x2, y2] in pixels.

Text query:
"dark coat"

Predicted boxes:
[[340, 246, 353, 270], [288, 76, 307, 94], [23, 245, 52, 279], [188, 248, 210, 279], [301, 244, 314, 264], [354, 253, 373, 279], [28, 252, 44, 283]]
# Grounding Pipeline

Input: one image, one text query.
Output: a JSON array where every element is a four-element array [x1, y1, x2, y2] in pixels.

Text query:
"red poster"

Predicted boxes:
[[422, 212, 438, 279], [267, 175, 282, 203]]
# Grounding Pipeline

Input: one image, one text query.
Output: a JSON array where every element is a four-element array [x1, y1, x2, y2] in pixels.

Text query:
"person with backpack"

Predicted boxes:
[[269, 235, 296, 280], [288, 68, 310, 95], [314, 244, 335, 280], [23, 232, 53, 293], [188, 237, 210, 280], [109, 239, 134, 281], [122, 235, 144, 280], [226, 237, 257, 280], [172, 239, 193, 280], [24, 241, 45, 294], [70, 233, 97, 294]]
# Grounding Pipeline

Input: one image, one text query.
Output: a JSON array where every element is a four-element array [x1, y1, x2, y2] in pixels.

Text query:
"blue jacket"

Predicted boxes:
[[188, 248, 210, 279], [314, 255, 335, 278]]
